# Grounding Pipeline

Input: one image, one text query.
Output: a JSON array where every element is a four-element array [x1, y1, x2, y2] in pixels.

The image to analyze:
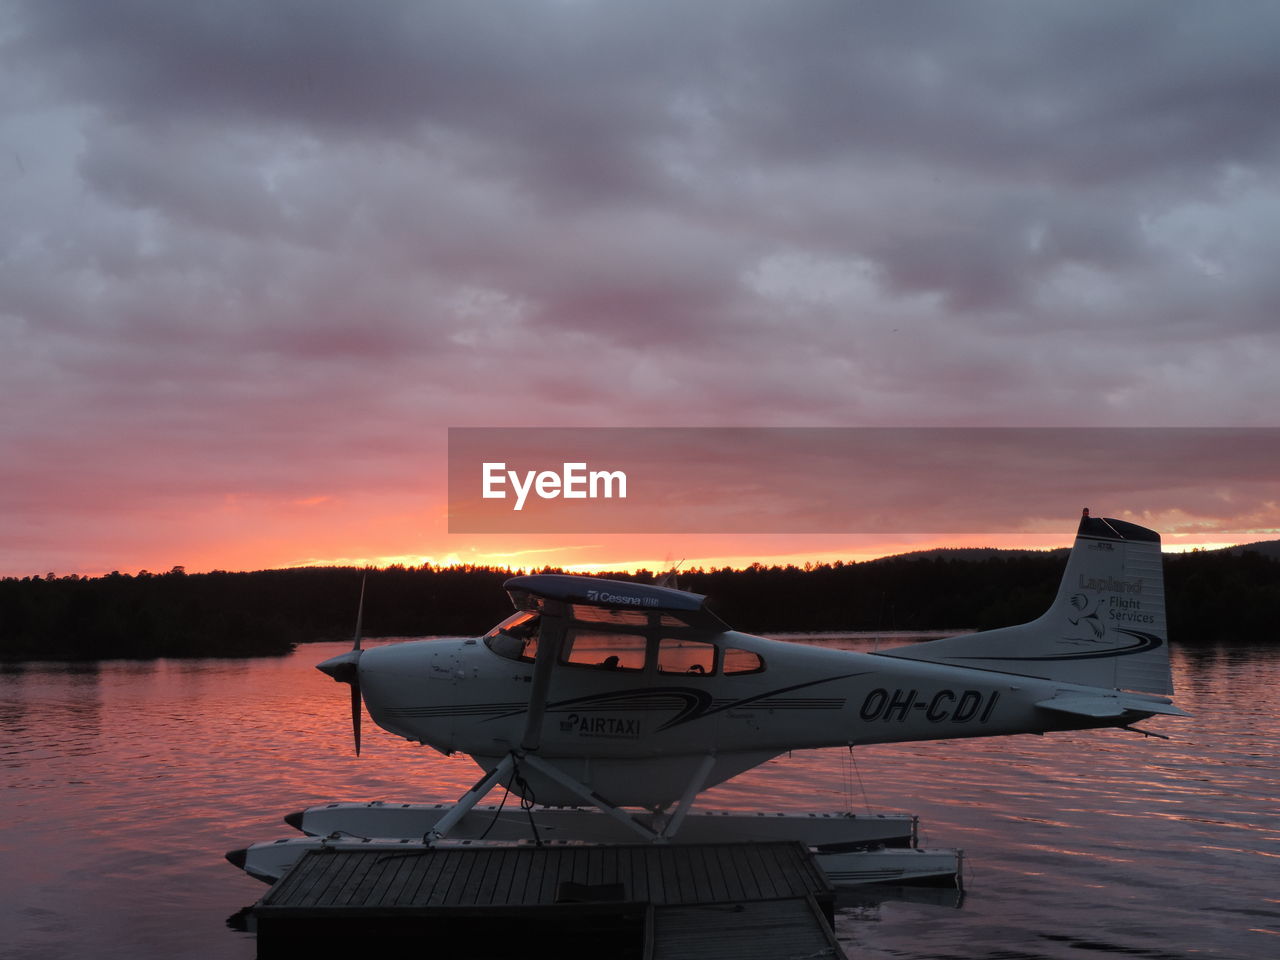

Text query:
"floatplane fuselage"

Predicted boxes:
[[357, 622, 1170, 808], [229, 511, 1187, 888], [342, 511, 1184, 809]]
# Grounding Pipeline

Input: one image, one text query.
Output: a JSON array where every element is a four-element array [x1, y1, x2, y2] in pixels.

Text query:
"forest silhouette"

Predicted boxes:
[[2, 548, 1277, 661]]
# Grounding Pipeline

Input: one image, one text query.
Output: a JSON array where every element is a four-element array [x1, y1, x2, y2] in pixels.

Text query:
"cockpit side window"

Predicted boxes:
[[723, 648, 765, 675], [560, 631, 646, 671], [483, 611, 541, 662], [657, 637, 717, 676]]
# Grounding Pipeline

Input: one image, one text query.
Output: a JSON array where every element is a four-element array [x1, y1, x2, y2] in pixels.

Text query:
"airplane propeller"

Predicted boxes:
[[316, 573, 366, 755]]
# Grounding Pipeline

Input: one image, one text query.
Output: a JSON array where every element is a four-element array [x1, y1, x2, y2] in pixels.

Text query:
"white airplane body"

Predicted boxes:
[[320, 511, 1186, 810]]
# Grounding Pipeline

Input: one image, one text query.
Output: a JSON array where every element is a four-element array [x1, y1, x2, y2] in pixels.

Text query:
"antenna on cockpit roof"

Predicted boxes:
[[655, 559, 685, 590]]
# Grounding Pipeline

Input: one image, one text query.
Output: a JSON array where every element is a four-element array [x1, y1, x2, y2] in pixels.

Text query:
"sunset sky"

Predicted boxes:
[[3, 1, 1279, 578]]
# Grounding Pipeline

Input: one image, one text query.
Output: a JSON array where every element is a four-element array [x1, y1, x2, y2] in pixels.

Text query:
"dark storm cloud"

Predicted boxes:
[[12, 1, 1280, 325], [722, 2, 1280, 183], [3, 0, 1280, 573], [11, 0, 697, 208]]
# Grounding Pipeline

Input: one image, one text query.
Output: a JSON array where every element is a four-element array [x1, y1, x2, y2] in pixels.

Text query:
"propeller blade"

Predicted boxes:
[[352, 572, 366, 651], [351, 678, 362, 756], [317, 647, 363, 755], [351, 572, 366, 754], [317, 574, 370, 755]]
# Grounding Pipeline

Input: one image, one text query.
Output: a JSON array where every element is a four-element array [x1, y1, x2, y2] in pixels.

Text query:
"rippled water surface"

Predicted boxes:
[[1, 639, 1277, 959]]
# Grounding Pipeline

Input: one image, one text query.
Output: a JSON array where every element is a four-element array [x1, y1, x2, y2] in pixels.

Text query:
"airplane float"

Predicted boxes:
[[228, 511, 1187, 888]]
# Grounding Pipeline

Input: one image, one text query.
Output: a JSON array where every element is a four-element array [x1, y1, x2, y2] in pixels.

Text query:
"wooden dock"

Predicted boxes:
[[252, 841, 846, 959]]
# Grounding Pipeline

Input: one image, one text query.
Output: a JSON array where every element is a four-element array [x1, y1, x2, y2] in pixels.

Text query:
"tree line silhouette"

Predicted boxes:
[[1, 548, 1276, 662]]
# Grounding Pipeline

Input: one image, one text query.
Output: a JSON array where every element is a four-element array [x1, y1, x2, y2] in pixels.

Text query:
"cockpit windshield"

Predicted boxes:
[[483, 611, 541, 662]]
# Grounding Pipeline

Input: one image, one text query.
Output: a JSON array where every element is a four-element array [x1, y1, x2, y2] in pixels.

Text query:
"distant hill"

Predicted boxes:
[[878, 539, 1280, 563], [1216, 539, 1280, 559], [3, 542, 1278, 660], [871, 546, 1070, 563]]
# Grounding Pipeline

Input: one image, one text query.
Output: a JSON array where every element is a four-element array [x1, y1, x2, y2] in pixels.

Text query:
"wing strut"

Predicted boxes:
[[429, 602, 565, 842], [426, 754, 516, 842], [659, 752, 717, 839], [519, 599, 568, 752], [518, 754, 658, 840]]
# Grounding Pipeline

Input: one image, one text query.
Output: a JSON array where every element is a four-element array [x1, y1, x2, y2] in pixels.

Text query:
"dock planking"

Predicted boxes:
[[252, 841, 845, 960]]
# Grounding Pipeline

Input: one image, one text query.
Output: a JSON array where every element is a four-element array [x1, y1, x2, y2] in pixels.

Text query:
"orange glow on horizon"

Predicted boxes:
[[244, 534, 1257, 577], [9, 494, 1269, 580], [22, 531, 1264, 581]]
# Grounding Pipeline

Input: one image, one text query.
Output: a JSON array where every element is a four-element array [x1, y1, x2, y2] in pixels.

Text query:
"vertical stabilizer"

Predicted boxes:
[[881, 512, 1172, 695]]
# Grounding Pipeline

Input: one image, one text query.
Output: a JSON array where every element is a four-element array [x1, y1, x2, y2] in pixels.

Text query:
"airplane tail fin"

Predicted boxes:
[[882, 511, 1172, 695]]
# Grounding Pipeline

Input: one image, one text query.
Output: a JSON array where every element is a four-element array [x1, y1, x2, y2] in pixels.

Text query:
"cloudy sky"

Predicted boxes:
[[2, 0, 1279, 577]]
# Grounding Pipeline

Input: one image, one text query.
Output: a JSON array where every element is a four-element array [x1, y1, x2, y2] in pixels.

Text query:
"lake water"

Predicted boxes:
[[1, 638, 1277, 959]]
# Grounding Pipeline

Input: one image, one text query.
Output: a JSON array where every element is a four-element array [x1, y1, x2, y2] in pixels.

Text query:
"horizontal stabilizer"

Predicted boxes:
[[1035, 693, 1190, 719]]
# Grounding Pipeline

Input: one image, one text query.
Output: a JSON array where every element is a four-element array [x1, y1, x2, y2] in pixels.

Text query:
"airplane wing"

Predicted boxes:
[[503, 574, 730, 631]]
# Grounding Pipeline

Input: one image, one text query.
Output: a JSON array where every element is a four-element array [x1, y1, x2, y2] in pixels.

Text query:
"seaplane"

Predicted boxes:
[[228, 511, 1187, 889]]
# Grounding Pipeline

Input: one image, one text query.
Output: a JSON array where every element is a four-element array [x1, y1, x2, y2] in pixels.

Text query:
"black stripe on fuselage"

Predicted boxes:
[[949, 630, 1163, 663], [470, 673, 869, 731]]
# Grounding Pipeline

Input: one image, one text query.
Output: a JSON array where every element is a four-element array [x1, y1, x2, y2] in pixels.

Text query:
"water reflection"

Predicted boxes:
[[1, 661, 104, 780], [0, 640, 1276, 959]]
